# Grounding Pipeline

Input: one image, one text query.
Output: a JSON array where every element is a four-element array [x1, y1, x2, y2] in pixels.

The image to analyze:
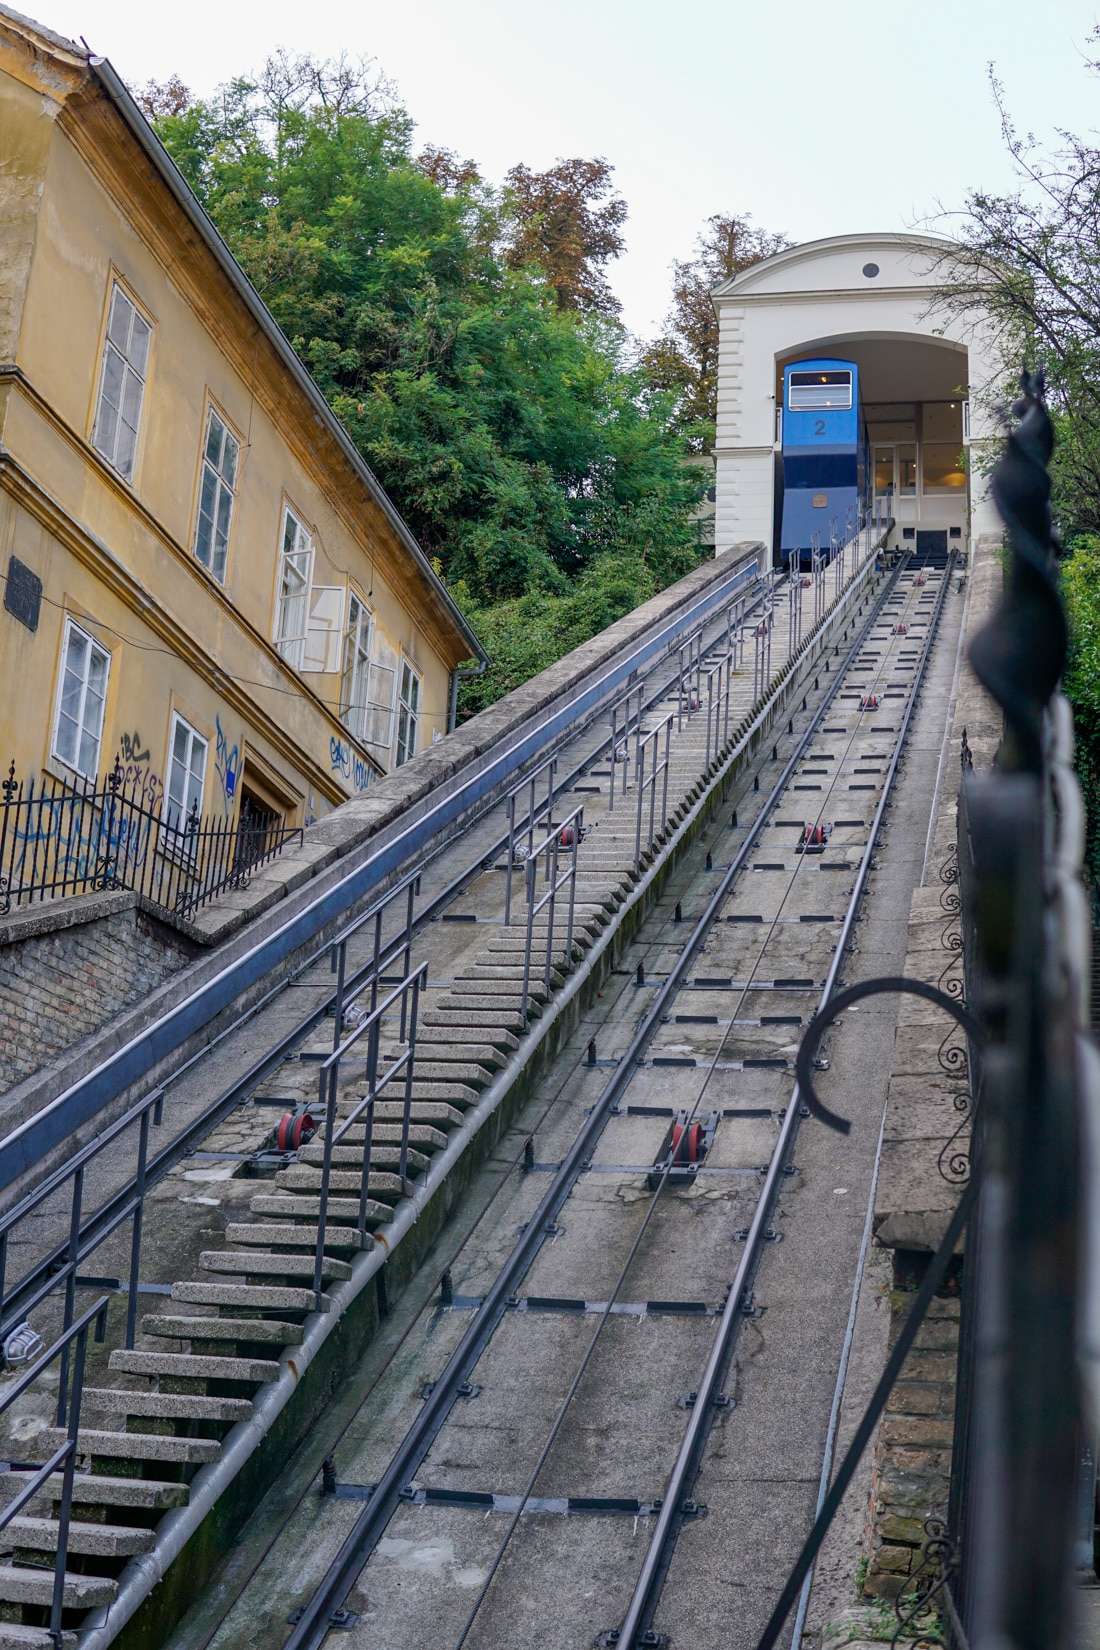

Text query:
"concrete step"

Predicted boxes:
[[403, 1040, 512, 1067], [0, 1469, 188, 1512], [80, 1388, 253, 1423], [247, 1197, 393, 1234], [485, 936, 588, 957], [33, 1426, 221, 1467], [343, 1082, 476, 1106], [200, 1250, 352, 1283], [277, 1143, 430, 1176], [140, 1315, 303, 1348], [224, 1221, 371, 1250], [398, 1061, 493, 1088], [437, 980, 546, 999], [307, 1124, 448, 1154], [455, 966, 563, 988], [297, 1143, 427, 1173], [272, 1167, 404, 1201], [419, 1013, 524, 1038], [110, 1349, 281, 1384], [0, 1623, 76, 1650], [431, 993, 534, 1014], [171, 1281, 326, 1313], [0, 1564, 116, 1609], [3, 1516, 155, 1558], [351, 1100, 464, 1129]]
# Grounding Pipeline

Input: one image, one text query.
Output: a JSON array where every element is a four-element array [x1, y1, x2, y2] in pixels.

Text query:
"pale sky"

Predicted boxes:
[[36, 0, 1100, 337]]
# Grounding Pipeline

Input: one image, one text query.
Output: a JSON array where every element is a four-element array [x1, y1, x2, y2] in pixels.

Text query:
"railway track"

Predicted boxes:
[[0, 540, 903, 1650], [144, 551, 958, 1650]]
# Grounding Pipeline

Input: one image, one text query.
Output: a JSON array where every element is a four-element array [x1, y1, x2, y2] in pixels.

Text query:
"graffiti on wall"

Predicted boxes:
[[118, 730, 150, 765], [330, 735, 372, 794], [215, 716, 240, 812]]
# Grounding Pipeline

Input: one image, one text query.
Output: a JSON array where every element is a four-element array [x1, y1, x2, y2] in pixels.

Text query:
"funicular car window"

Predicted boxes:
[[788, 371, 853, 411]]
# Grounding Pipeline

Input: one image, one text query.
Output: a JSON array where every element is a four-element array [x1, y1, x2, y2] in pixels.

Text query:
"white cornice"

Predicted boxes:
[[711, 230, 958, 301]]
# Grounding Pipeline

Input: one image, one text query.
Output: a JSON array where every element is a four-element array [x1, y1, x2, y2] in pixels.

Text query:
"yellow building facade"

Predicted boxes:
[[0, 7, 484, 843]]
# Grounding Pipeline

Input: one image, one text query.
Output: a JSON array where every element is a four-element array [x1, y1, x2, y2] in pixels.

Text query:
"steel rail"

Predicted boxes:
[[280, 554, 905, 1650], [0, 573, 776, 1329], [615, 552, 956, 1648]]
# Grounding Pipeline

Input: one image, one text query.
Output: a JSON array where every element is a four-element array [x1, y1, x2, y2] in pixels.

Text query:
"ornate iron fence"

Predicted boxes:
[[0, 758, 303, 921]]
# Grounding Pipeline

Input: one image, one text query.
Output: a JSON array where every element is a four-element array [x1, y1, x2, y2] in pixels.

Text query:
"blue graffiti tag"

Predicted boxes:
[[330, 735, 372, 793], [215, 716, 240, 810]]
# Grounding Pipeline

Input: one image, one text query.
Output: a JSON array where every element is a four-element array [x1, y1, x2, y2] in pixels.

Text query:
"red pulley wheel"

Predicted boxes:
[[277, 1112, 317, 1151]]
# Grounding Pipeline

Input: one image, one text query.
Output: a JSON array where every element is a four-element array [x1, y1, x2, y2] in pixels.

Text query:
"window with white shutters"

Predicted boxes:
[[92, 284, 151, 481], [395, 660, 421, 767], [302, 586, 345, 673], [194, 407, 240, 582], [52, 620, 110, 778], [341, 593, 374, 740], [274, 507, 314, 670]]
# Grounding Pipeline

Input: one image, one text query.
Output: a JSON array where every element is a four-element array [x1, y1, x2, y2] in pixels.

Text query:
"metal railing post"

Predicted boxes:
[[398, 971, 421, 1190], [504, 791, 517, 922], [56, 1164, 83, 1427], [312, 1062, 339, 1311], [521, 857, 536, 1028], [125, 1105, 151, 1351]]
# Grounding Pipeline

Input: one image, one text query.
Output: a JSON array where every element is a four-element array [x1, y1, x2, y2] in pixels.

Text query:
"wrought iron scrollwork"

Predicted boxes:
[[935, 838, 969, 1084], [937, 1094, 973, 1187], [890, 1517, 957, 1648]]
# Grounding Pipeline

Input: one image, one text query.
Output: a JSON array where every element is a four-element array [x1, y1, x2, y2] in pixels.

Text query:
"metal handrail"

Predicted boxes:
[[634, 716, 673, 868], [0, 1091, 163, 1352], [520, 806, 583, 1026], [0, 1294, 109, 1648], [310, 964, 427, 1306]]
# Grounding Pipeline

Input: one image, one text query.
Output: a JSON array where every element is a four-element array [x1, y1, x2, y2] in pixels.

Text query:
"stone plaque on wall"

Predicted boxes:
[[4, 556, 42, 632]]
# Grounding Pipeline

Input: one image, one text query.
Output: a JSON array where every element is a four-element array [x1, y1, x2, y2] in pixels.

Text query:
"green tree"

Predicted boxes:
[[145, 59, 704, 638], [640, 213, 790, 449]]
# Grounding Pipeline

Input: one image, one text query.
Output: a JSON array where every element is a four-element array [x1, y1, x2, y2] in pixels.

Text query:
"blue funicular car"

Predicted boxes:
[[779, 358, 867, 568]]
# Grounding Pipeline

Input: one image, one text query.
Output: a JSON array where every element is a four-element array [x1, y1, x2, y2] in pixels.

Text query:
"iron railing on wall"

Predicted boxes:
[[0, 759, 303, 921]]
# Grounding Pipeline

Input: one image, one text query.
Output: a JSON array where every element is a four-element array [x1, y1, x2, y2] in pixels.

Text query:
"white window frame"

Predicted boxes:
[[274, 506, 314, 671], [394, 659, 421, 768], [302, 585, 345, 674], [164, 713, 209, 844], [92, 282, 152, 482], [340, 592, 374, 741], [51, 619, 111, 779], [193, 405, 240, 583]]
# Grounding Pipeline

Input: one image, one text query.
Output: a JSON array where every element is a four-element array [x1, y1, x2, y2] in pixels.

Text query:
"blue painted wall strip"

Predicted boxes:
[[0, 557, 755, 1192]]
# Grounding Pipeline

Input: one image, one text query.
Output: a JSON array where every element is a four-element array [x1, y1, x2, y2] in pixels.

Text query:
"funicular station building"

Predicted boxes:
[[710, 232, 1002, 566]]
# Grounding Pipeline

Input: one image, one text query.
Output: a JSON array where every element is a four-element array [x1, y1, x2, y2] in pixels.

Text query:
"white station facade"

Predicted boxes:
[[711, 232, 1002, 564]]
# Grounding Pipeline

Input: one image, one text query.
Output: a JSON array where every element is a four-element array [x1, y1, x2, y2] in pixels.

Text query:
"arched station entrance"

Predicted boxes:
[[710, 233, 999, 566]]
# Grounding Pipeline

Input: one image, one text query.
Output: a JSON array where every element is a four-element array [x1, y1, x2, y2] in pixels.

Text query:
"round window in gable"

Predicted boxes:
[[862, 262, 880, 278]]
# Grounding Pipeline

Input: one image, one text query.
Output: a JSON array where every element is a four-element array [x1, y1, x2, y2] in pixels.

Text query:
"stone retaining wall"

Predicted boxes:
[[0, 892, 197, 1092]]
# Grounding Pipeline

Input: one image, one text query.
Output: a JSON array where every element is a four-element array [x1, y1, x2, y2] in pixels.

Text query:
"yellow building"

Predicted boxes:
[[0, 6, 485, 849]]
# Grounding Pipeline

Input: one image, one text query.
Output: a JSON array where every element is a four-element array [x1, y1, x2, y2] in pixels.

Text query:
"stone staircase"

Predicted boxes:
[[0, 568, 881, 1646]]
